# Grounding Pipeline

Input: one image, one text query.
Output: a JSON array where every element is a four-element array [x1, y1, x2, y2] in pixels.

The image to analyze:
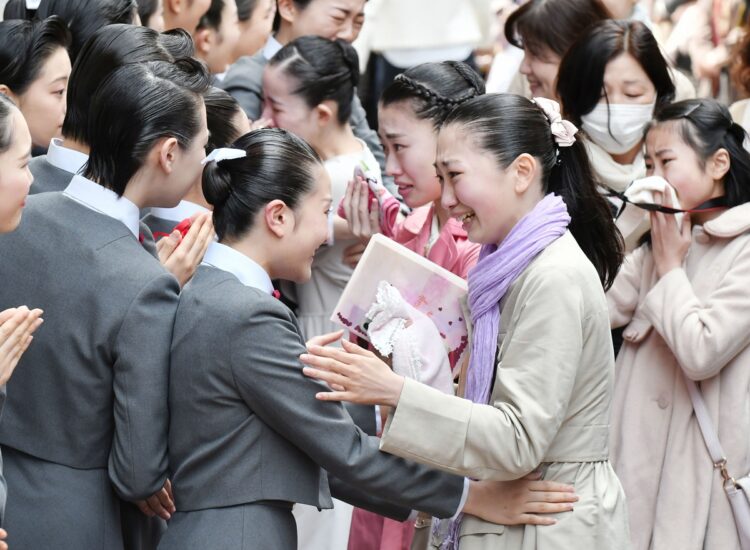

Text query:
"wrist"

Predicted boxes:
[[386, 374, 405, 408]]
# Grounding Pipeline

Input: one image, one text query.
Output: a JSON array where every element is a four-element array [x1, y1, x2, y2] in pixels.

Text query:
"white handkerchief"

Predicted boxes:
[[616, 176, 682, 240]]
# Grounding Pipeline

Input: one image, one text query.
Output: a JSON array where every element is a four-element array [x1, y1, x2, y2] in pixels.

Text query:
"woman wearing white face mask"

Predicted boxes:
[[557, 20, 676, 207]]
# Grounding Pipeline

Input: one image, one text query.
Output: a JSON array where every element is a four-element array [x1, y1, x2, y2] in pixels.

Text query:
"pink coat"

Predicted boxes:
[[607, 203, 750, 550], [377, 194, 480, 279]]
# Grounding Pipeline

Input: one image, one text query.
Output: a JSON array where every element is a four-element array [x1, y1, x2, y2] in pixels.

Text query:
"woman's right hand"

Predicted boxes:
[[463, 472, 578, 526], [0, 306, 44, 386], [342, 175, 380, 242]]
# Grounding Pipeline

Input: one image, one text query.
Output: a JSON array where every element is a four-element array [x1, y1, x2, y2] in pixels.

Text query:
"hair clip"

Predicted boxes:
[[202, 147, 247, 166]]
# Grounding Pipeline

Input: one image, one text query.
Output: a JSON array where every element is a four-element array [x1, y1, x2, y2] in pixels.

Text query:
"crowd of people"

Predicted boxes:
[[0, 0, 749, 549]]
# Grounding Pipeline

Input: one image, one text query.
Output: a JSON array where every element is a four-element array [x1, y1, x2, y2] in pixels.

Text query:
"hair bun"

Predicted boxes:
[[202, 160, 233, 209], [335, 39, 360, 88]]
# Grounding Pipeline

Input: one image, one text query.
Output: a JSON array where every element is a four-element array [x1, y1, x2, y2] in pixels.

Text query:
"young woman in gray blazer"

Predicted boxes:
[[0, 59, 212, 549], [159, 128, 579, 549]]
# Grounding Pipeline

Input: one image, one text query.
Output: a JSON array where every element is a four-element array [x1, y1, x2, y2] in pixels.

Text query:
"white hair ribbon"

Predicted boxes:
[[26, 0, 42, 8], [201, 147, 247, 166]]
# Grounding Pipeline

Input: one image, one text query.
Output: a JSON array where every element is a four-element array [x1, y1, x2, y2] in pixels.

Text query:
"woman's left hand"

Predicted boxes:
[[301, 339, 405, 407], [650, 192, 691, 278]]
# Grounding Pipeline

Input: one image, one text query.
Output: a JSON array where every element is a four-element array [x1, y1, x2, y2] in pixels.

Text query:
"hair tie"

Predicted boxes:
[[202, 147, 247, 166], [532, 97, 578, 148]]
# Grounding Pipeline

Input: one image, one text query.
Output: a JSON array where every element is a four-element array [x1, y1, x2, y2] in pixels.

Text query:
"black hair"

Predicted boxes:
[[269, 35, 359, 125], [235, 0, 259, 21], [0, 94, 19, 154], [203, 128, 322, 241], [442, 94, 623, 289], [380, 61, 485, 128], [272, 0, 312, 32], [63, 24, 191, 145], [649, 99, 750, 208], [159, 28, 196, 57], [198, 0, 226, 30], [137, 0, 160, 28], [36, 0, 138, 63], [3, 0, 35, 19], [0, 16, 71, 96], [84, 58, 211, 195], [205, 87, 246, 152], [505, 0, 611, 59], [557, 20, 676, 126]]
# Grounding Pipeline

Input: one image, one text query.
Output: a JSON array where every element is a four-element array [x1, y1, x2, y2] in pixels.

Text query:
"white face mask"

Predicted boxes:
[[581, 102, 656, 155]]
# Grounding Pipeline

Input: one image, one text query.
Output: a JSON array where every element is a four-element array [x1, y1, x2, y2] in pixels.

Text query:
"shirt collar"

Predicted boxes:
[[46, 138, 89, 176], [263, 35, 283, 60], [202, 242, 274, 294], [63, 175, 141, 238], [149, 200, 210, 224]]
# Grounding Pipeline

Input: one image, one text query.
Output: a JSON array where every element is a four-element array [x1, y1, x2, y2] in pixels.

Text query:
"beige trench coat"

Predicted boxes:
[[608, 203, 750, 550], [380, 232, 630, 549]]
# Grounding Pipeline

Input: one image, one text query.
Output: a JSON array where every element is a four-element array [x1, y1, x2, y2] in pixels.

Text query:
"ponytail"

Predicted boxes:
[[442, 93, 624, 289], [550, 140, 623, 289]]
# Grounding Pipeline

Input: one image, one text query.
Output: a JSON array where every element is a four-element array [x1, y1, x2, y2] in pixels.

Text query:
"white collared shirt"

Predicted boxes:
[[149, 200, 210, 224], [63, 175, 141, 238], [46, 138, 89, 176], [202, 242, 274, 294], [262, 35, 283, 61]]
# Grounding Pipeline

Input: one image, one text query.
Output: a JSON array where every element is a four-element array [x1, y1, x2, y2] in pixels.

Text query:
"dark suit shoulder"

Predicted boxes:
[[220, 52, 267, 91], [28, 157, 74, 195]]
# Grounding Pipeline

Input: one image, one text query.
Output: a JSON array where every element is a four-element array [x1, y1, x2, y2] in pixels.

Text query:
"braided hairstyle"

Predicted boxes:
[[381, 61, 485, 128], [268, 35, 359, 125]]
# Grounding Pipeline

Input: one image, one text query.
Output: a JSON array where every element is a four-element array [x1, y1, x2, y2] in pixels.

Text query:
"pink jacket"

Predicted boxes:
[[377, 194, 480, 279]]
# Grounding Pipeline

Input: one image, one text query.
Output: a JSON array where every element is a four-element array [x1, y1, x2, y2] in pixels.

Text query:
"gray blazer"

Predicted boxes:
[[0, 192, 179, 548], [29, 155, 159, 259], [166, 266, 463, 526], [221, 52, 398, 196]]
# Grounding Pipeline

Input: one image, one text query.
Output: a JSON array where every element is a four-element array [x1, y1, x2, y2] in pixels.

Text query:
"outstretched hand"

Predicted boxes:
[[462, 472, 578, 526], [301, 339, 404, 407]]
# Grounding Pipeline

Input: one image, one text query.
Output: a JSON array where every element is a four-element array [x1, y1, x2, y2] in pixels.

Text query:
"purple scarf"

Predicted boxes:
[[441, 193, 571, 549]]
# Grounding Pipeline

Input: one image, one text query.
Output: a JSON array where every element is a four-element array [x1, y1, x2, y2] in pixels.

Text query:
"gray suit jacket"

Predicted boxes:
[[168, 266, 464, 519], [221, 52, 398, 195], [0, 193, 179, 545], [29, 155, 159, 259]]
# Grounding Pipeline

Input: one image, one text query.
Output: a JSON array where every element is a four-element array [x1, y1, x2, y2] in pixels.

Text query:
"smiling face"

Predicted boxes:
[[601, 52, 657, 105], [273, 163, 332, 282], [377, 101, 441, 208], [261, 64, 322, 148], [12, 47, 71, 149], [284, 0, 365, 43], [437, 123, 538, 245], [519, 46, 560, 100], [0, 108, 34, 233], [644, 121, 727, 210]]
